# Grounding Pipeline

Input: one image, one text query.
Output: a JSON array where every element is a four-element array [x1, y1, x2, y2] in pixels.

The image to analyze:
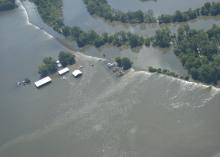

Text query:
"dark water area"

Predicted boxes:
[[0, 3, 69, 146]]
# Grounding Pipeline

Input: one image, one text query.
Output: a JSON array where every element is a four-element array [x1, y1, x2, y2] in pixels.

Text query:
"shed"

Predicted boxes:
[[58, 67, 70, 75], [34, 76, 52, 88], [72, 70, 83, 78]]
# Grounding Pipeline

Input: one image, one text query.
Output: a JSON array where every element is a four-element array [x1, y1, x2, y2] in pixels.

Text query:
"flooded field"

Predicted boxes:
[[0, 0, 220, 157]]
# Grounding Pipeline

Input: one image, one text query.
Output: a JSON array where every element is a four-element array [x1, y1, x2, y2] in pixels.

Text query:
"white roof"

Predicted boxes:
[[56, 60, 60, 64], [57, 63, 62, 68], [34, 76, 52, 88], [72, 70, 82, 77], [58, 67, 70, 75]]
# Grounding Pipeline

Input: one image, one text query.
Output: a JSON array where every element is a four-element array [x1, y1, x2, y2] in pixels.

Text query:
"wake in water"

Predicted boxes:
[[15, 0, 53, 39], [154, 74, 220, 109]]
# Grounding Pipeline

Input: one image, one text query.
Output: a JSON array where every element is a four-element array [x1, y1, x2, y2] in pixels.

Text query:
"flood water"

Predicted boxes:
[[1, 0, 220, 157]]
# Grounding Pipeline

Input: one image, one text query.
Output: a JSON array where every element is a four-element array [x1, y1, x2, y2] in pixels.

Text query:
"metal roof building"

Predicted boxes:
[[34, 76, 52, 88], [72, 70, 83, 78], [58, 67, 70, 75]]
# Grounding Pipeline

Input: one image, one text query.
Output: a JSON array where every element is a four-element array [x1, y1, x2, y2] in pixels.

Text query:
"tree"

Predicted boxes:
[[38, 64, 50, 78], [38, 57, 57, 78], [43, 57, 57, 73], [153, 28, 172, 48], [58, 51, 75, 67], [121, 57, 133, 70], [145, 38, 151, 47], [115, 57, 122, 67], [115, 57, 133, 70]]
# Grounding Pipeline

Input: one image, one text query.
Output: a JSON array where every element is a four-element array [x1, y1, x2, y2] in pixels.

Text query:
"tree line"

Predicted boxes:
[[63, 26, 153, 48], [0, 0, 16, 11], [83, 0, 156, 24], [158, 2, 220, 24], [148, 66, 189, 80], [83, 0, 220, 24], [31, 0, 173, 49], [62, 25, 173, 48]]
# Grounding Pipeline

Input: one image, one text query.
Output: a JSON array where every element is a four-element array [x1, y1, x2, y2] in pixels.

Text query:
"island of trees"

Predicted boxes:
[[0, 0, 16, 11], [175, 24, 220, 85], [38, 51, 75, 77]]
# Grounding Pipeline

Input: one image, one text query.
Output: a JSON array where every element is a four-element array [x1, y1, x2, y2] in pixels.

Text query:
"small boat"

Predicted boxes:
[[23, 78, 31, 85], [16, 81, 21, 87]]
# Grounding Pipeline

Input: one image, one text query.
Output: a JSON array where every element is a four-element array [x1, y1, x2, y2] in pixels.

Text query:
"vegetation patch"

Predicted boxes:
[[115, 57, 133, 70], [38, 57, 57, 78], [148, 66, 189, 80], [31, 0, 63, 31], [158, 2, 220, 24], [83, 0, 156, 24], [59, 51, 75, 67], [175, 24, 220, 85], [0, 0, 17, 11], [31, 0, 173, 49], [83, 0, 220, 24], [38, 51, 75, 77], [152, 28, 172, 48]]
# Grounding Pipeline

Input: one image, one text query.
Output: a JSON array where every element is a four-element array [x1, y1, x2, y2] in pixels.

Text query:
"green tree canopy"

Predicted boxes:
[[38, 57, 57, 78], [58, 51, 75, 67]]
